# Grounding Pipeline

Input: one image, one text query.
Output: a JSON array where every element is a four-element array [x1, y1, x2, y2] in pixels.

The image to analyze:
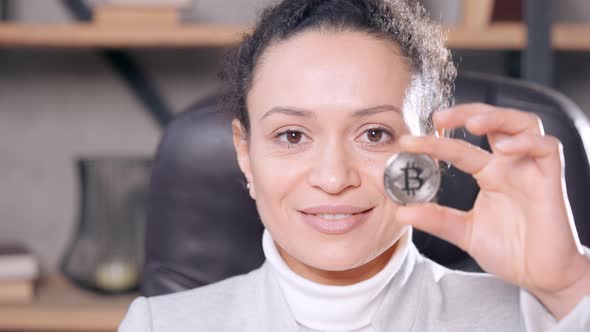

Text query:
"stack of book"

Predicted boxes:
[[0, 243, 39, 304]]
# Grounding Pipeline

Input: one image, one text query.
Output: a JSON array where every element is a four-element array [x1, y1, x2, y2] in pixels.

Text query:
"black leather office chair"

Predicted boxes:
[[141, 72, 590, 297]]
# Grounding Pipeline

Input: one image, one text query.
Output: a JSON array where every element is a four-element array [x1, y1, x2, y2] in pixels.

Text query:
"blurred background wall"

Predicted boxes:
[[1, 0, 589, 274]]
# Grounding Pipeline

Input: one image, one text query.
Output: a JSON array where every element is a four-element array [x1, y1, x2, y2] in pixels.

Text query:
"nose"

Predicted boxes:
[[307, 139, 361, 194]]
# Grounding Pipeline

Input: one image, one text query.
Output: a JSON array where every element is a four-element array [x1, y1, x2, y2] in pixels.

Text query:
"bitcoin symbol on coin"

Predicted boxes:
[[401, 162, 424, 196], [383, 152, 441, 205]]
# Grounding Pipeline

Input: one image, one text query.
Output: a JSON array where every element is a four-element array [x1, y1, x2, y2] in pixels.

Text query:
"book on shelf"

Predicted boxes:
[[0, 243, 39, 304]]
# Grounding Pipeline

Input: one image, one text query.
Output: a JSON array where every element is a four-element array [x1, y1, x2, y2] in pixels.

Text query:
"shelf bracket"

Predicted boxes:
[[0, 0, 10, 21], [62, 0, 174, 129], [522, 0, 554, 86]]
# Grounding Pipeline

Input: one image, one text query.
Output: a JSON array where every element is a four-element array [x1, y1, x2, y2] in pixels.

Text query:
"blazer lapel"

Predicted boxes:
[[371, 243, 422, 331], [256, 261, 301, 332]]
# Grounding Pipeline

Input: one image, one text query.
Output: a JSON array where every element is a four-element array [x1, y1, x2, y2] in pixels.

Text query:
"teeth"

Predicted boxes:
[[316, 214, 352, 220]]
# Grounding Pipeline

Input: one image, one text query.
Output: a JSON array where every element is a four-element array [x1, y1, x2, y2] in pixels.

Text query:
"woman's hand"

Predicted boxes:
[[395, 103, 590, 320]]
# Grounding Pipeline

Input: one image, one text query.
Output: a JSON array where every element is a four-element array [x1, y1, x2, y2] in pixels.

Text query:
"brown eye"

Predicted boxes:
[[356, 127, 394, 146], [286, 130, 302, 144], [274, 129, 310, 147], [367, 129, 383, 142]]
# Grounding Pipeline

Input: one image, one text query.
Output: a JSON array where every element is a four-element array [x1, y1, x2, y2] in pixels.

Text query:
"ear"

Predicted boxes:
[[232, 119, 256, 200]]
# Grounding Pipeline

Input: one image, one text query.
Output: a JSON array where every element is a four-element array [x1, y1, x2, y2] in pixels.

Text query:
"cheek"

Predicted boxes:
[[248, 146, 308, 218], [359, 153, 389, 191], [251, 152, 308, 192]]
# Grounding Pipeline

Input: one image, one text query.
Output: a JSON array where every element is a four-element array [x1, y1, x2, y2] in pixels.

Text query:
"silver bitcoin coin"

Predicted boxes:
[[383, 152, 440, 205]]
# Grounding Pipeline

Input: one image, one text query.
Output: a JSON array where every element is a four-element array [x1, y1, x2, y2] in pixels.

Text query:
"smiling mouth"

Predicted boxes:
[[298, 207, 375, 235]]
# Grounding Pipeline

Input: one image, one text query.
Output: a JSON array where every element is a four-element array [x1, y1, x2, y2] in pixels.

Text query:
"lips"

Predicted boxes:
[[299, 205, 372, 215], [298, 205, 374, 235]]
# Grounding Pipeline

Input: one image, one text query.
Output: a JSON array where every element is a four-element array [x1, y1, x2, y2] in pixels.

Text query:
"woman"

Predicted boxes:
[[119, 0, 590, 331]]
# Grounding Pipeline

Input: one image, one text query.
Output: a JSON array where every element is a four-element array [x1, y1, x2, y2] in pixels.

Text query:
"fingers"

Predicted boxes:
[[396, 203, 472, 252], [400, 135, 492, 175], [494, 134, 562, 158], [494, 134, 565, 172], [434, 103, 544, 136]]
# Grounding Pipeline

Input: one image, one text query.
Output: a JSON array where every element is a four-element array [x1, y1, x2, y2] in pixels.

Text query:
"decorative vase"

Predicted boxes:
[[61, 157, 151, 294]]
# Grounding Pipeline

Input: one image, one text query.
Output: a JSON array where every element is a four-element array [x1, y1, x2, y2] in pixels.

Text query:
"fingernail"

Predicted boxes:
[[396, 207, 415, 222], [437, 108, 453, 115], [399, 135, 414, 146], [494, 138, 513, 150], [466, 115, 487, 127], [433, 109, 452, 122], [399, 135, 412, 144]]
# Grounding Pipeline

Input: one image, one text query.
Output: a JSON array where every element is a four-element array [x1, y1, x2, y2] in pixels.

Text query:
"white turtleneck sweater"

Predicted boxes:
[[262, 228, 413, 332], [262, 227, 564, 332]]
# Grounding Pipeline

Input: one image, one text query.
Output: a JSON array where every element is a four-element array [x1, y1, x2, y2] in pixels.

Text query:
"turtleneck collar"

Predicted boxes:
[[262, 227, 412, 332]]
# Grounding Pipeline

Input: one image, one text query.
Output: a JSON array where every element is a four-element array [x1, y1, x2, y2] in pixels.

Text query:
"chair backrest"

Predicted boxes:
[[141, 72, 590, 297]]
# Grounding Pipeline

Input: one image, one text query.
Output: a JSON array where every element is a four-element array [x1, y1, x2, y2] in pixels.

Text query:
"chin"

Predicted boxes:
[[293, 229, 404, 272], [296, 243, 379, 272], [308, 260, 368, 272]]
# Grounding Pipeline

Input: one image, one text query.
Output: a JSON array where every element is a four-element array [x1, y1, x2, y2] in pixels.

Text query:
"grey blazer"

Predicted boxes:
[[118, 243, 590, 332]]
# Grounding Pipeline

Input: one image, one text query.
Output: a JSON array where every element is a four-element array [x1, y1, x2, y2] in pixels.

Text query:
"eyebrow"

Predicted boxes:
[[260, 107, 315, 120], [260, 104, 401, 120], [351, 105, 402, 117]]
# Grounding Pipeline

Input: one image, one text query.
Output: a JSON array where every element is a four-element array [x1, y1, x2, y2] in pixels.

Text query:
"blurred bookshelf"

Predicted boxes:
[[0, 22, 589, 50], [0, 275, 136, 331]]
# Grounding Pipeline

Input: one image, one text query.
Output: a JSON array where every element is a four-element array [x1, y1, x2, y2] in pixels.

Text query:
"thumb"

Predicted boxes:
[[396, 203, 472, 252]]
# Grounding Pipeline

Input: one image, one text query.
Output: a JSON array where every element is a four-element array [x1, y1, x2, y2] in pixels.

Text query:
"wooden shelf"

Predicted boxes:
[[0, 23, 251, 48], [447, 23, 590, 51], [0, 22, 588, 50], [446, 23, 527, 50], [552, 24, 590, 51], [0, 23, 590, 51], [0, 275, 137, 331]]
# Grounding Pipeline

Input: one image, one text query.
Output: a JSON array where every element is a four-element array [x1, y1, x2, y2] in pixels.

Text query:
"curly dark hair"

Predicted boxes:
[[219, 0, 456, 137]]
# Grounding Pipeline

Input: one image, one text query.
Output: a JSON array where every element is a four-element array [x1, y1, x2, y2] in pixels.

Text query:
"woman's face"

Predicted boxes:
[[233, 30, 412, 279]]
